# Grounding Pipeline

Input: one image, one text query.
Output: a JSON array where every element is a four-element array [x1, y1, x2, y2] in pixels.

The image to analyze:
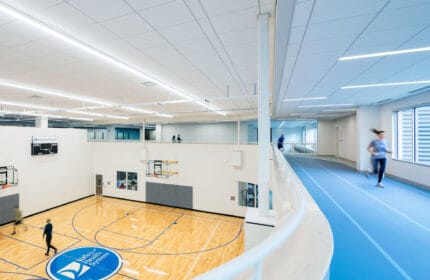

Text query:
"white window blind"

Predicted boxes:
[[416, 106, 430, 164], [397, 109, 414, 162]]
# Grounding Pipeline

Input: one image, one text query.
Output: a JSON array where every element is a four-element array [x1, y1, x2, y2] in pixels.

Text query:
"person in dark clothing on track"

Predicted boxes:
[[43, 218, 58, 256], [277, 134, 285, 151], [367, 129, 392, 188]]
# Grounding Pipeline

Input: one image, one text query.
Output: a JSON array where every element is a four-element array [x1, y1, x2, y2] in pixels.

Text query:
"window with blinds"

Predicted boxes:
[[397, 109, 414, 162], [416, 106, 430, 165], [394, 105, 430, 165]]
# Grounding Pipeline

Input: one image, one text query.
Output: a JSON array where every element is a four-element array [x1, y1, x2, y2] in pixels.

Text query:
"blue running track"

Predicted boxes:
[[287, 156, 430, 280]]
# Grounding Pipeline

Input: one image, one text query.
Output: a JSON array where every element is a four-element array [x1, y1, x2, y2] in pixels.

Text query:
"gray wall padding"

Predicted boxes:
[[146, 182, 193, 209], [0, 194, 19, 224]]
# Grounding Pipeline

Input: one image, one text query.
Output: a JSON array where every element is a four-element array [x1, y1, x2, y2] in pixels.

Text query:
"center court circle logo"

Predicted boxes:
[[46, 246, 122, 280]]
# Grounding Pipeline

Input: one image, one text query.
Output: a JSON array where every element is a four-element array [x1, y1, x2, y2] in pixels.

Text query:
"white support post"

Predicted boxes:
[[257, 12, 270, 216], [141, 121, 146, 144], [253, 261, 263, 280], [237, 119, 241, 146], [35, 116, 48, 128], [155, 124, 162, 143]]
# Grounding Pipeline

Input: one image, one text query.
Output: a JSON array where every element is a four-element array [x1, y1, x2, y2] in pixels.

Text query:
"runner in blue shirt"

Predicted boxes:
[[367, 129, 392, 188]]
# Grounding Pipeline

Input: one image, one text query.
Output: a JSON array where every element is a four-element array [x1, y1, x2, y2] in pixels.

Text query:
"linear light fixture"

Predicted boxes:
[[0, 100, 128, 120], [339, 46, 430, 61], [284, 97, 327, 102], [0, 2, 226, 116], [157, 100, 192, 105], [290, 113, 316, 116], [72, 105, 107, 110], [155, 113, 173, 118], [323, 109, 356, 112], [341, 80, 430, 89], [119, 106, 153, 114], [195, 100, 227, 116], [298, 104, 354, 108], [66, 110, 129, 120], [0, 80, 114, 107], [0, 110, 93, 121], [279, 121, 286, 128], [0, 79, 173, 118], [0, 100, 58, 111]]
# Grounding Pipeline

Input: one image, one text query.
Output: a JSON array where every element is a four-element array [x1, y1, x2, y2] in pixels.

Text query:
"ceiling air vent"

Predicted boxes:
[[142, 81, 155, 87]]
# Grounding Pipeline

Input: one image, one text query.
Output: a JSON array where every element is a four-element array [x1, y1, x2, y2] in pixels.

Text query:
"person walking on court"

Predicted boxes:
[[367, 129, 392, 188], [177, 134, 182, 143], [277, 134, 285, 151], [11, 207, 27, 235], [43, 218, 57, 256], [172, 135, 176, 143]]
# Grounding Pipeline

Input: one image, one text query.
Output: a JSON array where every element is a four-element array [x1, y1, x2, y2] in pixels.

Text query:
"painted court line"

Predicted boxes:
[[317, 162, 430, 235], [0, 271, 45, 279], [297, 164, 413, 280], [102, 228, 152, 242], [0, 258, 28, 270], [184, 222, 220, 280]]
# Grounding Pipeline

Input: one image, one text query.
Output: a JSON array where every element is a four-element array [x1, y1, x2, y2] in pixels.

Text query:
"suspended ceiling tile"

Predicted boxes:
[[158, 21, 204, 43], [125, 0, 175, 11], [310, 0, 386, 24], [138, 0, 194, 29], [101, 13, 153, 38], [125, 31, 167, 50], [43, 2, 95, 29], [67, 0, 133, 22], [199, 0, 259, 17]]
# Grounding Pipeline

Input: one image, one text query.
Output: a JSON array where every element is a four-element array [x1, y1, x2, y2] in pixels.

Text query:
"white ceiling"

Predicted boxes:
[[0, 0, 274, 123], [1, 0, 429, 124], [274, 0, 430, 120]]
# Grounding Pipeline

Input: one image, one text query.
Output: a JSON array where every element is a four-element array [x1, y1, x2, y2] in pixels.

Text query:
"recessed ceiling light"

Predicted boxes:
[[284, 97, 327, 102], [298, 104, 354, 108], [0, 3, 226, 116], [339, 46, 430, 61], [341, 80, 430, 89]]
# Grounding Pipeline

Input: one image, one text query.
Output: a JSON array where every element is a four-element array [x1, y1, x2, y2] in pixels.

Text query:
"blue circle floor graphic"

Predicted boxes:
[[46, 246, 122, 280]]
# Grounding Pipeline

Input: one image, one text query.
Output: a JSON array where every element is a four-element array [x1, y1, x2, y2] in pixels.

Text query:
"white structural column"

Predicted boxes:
[[155, 124, 162, 143], [141, 121, 146, 144], [257, 13, 270, 215], [35, 116, 48, 128], [237, 119, 241, 145], [356, 106, 381, 171]]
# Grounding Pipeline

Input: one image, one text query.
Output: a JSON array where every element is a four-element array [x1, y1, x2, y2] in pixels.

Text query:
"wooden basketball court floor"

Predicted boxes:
[[0, 196, 244, 279]]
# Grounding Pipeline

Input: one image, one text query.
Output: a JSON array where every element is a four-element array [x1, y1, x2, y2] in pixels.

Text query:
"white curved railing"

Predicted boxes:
[[194, 146, 308, 280]]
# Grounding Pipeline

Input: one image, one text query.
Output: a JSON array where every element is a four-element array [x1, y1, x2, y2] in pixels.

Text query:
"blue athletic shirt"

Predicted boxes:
[[369, 139, 388, 159]]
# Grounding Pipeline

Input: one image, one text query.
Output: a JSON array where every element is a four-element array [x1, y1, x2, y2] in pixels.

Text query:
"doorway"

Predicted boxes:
[[95, 174, 103, 196]]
